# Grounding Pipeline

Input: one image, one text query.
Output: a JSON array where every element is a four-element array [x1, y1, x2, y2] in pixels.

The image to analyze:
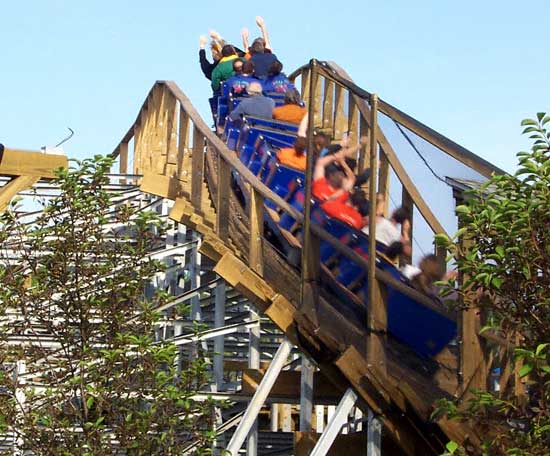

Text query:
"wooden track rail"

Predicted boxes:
[[108, 60, 518, 454]]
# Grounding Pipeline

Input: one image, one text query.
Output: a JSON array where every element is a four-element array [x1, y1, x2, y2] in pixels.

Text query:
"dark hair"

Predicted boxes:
[[221, 44, 236, 57], [385, 241, 404, 260], [419, 254, 445, 281], [293, 136, 307, 156], [350, 189, 369, 216], [233, 59, 244, 71], [267, 60, 283, 77], [284, 88, 301, 106], [251, 39, 265, 54], [242, 60, 255, 75], [325, 162, 344, 178], [392, 206, 409, 224]]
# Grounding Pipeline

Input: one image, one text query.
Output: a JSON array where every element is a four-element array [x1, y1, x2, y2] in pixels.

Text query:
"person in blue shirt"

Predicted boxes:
[[249, 40, 278, 79], [223, 61, 258, 97], [228, 82, 275, 121], [263, 61, 294, 94]]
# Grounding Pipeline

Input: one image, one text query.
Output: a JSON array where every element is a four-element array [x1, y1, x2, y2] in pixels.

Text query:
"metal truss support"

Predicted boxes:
[[213, 280, 226, 391], [367, 408, 382, 456], [246, 308, 261, 456], [226, 338, 292, 456], [299, 355, 314, 431], [310, 388, 357, 456]]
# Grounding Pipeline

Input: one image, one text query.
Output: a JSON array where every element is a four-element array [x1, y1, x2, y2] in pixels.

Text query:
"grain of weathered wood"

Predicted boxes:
[[0, 149, 67, 179], [249, 188, 264, 276]]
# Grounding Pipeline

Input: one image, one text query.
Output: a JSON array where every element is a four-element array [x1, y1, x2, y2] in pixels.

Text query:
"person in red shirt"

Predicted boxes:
[[312, 154, 356, 202], [321, 189, 369, 229]]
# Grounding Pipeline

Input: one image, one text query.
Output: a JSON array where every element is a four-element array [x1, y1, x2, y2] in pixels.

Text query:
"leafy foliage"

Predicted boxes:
[[434, 115, 550, 455], [0, 156, 219, 455]]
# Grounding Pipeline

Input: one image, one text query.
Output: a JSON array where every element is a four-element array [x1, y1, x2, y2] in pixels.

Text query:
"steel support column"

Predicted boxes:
[[310, 388, 357, 456], [226, 339, 292, 455]]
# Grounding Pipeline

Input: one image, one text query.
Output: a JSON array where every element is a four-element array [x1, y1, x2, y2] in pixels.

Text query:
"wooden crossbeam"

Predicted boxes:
[[0, 149, 67, 179], [0, 175, 40, 213]]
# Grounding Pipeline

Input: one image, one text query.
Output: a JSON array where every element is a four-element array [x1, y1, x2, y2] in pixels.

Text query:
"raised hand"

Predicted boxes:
[[209, 29, 222, 41], [199, 35, 208, 49], [255, 16, 265, 28]]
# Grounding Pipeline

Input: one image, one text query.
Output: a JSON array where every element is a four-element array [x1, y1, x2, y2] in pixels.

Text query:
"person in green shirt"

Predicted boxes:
[[211, 44, 239, 92]]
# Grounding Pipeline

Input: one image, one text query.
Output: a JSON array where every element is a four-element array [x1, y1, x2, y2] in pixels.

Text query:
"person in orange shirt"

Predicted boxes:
[[276, 136, 307, 170], [272, 89, 307, 125]]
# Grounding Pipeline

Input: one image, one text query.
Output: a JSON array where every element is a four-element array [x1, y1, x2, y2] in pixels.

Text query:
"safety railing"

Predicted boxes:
[[109, 61, 516, 401]]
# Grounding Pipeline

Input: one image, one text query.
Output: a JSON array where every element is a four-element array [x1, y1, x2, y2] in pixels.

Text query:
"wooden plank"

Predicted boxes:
[[0, 149, 67, 179], [191, 125, 204, 209], [333, 85, 346, 140], [242, 369, 341, 402], [0, 175, 40, 213], [249, 188, 264, 276], [400, 187, 414, 266], [347, 92, 359, 143], [216, 154, 231, 242], [213, 252, 276, 311], [265, 294, 296, 333], [294, 431, 367, 456], [378, 147, 390, 217], [367, 94, 387, 374], [118, 142, 129, 175], [139, 172, 182, 200], [224, 360, 271, 371], [164, 91, 178, 167], [300, 68, 310, 104], [313, 73, 323, 127], [322, 78, 334, 130]]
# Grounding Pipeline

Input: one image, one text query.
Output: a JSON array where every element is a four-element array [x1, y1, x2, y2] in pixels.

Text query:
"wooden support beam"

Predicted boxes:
[[378, 147, 390, 217], [242, 369, 341, 403], [0, 149, 67, 179], [347, 92, 359, 143], [333, 85, 346, 140], [0, 175, 40, 213], [216, 154, 231, 242], [119, 142, 129, 175], [191, 125, 205, 209], [400, 187, 414, 266], [249, 188, 264, 276], [322, 78, 335, 130], [139, 172, 182, 200], [367, 94, 387, 376], [295, 431, 367, 456]]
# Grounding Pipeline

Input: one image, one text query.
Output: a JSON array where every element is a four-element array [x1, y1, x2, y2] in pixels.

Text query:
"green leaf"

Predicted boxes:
[[540, 365, 550, 374], [521, 118, 537, 126], [455, 205, 470, 215], [536, 112, 545, 122], [446, 441, 459, 454], [519, 363, 534, 378], [535, 343, 549, 357], [86, 396, 94, 409], [541, 114, 550, 125]]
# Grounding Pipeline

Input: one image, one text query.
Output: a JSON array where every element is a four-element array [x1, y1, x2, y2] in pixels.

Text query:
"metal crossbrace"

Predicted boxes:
[[310, 388, 358, 456], [226, 338, 293, 455]]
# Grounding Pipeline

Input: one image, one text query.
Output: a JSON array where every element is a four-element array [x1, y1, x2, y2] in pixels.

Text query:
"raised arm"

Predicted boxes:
[[255, 16, 272, 51], [338, 157, 356, 191], [241, 27, 250, 52]]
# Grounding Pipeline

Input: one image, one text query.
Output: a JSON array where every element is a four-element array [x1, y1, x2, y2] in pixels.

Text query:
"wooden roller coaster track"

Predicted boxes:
[[0, 59, 523, 455]]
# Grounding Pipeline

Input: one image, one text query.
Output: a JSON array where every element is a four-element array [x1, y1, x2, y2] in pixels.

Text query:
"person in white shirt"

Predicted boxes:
[[362, 206, 411, 256]]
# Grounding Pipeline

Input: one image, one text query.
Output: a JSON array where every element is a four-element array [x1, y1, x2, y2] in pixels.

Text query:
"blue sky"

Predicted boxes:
[[1, 0, 548, 173]]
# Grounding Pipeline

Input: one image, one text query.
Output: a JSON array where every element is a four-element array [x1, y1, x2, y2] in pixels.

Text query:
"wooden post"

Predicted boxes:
[[333, 85, 346, 140], [216, 154, 231, 242], [358, 114, 370, 174], [249, 188, 264, 276], [400, 187, 414, 266], [300, 59, 321, 325], [322, 79, 334, 131], [119, 142, 129, 175], [177, 107, 190, 179], [378, 147, 390, 217], [459, 230, 486, 394], [367, 94, 387, 374], [191, 125, 204, 210], [347, 93, 359, 143]]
